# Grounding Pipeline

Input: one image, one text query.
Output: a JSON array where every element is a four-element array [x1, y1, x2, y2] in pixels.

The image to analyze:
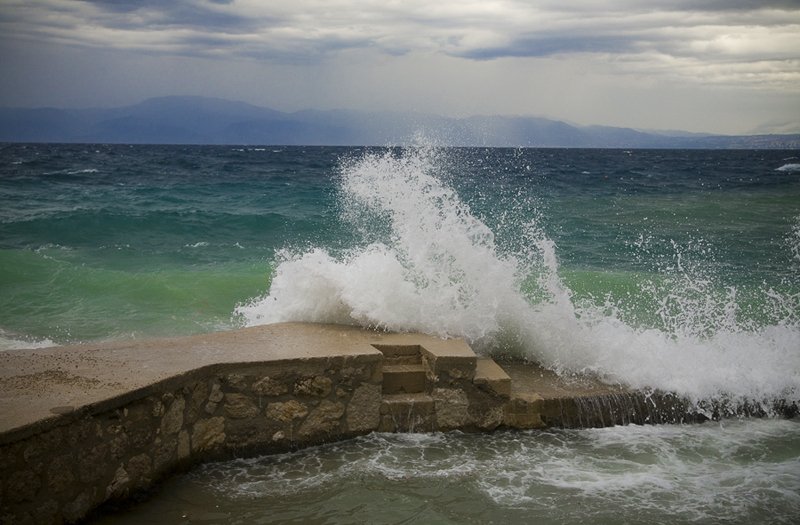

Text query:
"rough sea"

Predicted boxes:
[[2, 143, 799, 523]]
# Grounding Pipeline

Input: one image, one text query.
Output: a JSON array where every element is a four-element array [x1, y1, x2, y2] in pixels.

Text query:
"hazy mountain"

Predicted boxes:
[[0, 96, 797, 148]]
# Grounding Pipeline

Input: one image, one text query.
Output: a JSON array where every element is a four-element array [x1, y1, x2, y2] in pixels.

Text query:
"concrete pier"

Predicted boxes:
[[0, 323, 694, 524]]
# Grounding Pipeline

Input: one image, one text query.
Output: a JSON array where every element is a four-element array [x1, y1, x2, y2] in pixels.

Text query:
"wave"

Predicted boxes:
[[236, 146, 800, 413], [192, 420, 800, 523], [776, 163, 800, 172], [0, 328, 55, 351]]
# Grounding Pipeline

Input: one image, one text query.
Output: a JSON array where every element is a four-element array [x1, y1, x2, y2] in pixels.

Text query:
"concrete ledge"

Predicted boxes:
[[421, 340, 476, 381], [380, 393, 436, 432], [500, 362, 701, 428], [0, 323, 390, 442], [474, 358, 512, 398], [0, 323, 705, 524]]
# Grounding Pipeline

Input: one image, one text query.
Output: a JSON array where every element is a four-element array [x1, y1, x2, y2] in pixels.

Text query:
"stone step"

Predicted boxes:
[[384, 355, 422, 365], [373, 344, 422, 365], [379, 393, 435, 432], [418, 339, 477, 382], [382, 363, 427, 394], [474, 358, 512, 398]]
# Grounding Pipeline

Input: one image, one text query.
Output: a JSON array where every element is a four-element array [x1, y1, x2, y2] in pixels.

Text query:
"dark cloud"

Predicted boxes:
[[0, 0, 796, 134], [456, 35, 638, 60], [3, 1, 797, 64], [80, 0, 160, 13], [549, 0, 800, 12], [79, 0, 263, 31], [668, 0, 800, 10]]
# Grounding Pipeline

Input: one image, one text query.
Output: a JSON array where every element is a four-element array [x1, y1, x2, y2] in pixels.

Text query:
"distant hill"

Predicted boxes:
[[0, 96, 797, 148]]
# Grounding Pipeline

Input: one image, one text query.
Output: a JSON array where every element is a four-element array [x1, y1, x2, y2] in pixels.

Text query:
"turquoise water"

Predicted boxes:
[[4, 143, 799, 523], [2, 144, 799, 407], [1, 145, 340, 343]]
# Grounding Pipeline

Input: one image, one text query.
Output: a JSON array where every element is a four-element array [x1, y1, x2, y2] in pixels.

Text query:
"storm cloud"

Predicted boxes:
[[1, 0, 798, 134]]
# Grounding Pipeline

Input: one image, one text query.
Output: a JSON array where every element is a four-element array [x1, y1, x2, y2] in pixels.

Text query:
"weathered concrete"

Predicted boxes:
[[0, 322, 697, 524], [499, 363, 696, 429]]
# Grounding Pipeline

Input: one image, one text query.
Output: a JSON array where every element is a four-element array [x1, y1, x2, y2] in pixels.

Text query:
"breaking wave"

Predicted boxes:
[[236, 146, 800, 413]]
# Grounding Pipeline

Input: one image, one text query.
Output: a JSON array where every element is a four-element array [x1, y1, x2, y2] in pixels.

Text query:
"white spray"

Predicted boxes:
[[236, 147, 800, 410]]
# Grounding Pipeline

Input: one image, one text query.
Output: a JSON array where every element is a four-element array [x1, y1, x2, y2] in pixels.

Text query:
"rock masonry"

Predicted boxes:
[[0, 342, 511, 524], [0, 332, 716, 525]]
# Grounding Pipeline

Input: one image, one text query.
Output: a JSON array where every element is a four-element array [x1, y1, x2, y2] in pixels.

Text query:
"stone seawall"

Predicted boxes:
[[2, 357, 387, 523], [0, 323, 697, 524]]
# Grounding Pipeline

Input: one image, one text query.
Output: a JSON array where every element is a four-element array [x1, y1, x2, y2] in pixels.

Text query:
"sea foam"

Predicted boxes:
[[0, 328, 55, 351], [237, 147, 800, 412]]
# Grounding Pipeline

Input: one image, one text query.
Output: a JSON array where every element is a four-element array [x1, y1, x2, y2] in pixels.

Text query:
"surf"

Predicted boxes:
[[236, 146, 800, 416]]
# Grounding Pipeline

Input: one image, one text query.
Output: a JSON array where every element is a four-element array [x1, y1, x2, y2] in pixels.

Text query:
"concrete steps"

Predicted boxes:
[[379, 393, 436, 432], [374, 343, 429, 395], [474, 358, 511, 397], [376, 344, 433, 431], [373, 344, 422, 364], [382, 363, 427, 394], [374, 342, 512, 432]]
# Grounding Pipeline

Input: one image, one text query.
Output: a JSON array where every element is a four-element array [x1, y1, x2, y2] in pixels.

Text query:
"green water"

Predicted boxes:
[[2, 145, 798, 346]]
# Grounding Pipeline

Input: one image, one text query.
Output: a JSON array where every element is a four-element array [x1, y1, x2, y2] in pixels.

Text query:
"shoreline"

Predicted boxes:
[[0, 323, 727, 523]]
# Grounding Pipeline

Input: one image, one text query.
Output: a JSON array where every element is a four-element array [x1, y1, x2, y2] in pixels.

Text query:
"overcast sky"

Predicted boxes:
[[1, 0, 799, 134]]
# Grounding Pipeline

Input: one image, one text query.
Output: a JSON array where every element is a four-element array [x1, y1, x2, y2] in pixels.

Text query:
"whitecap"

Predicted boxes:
[[776, 163, 800, 172], [0, 329, 56, 351]]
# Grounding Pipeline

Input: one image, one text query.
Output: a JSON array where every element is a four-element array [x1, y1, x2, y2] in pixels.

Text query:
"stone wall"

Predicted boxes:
[[0, 332, 712, 524], [0, 354, 387, 524], [0, 339, 514, 525]]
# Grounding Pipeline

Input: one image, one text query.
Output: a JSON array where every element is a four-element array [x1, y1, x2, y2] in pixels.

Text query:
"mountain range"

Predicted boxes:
[[1, 96, 797, 148]]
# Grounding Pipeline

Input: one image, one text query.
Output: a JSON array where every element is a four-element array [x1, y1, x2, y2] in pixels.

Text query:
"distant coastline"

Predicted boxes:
[[1, 96, 798, 149]]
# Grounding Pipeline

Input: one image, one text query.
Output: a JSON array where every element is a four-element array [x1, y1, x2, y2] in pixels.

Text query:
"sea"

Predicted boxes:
[[1, 143, 799, 523]]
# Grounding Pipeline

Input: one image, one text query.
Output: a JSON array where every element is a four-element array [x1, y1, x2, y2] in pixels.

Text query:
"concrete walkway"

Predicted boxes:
[[0, 323, 686, 441], [0, 323, 477, 440], [0, 323, 703, 524]]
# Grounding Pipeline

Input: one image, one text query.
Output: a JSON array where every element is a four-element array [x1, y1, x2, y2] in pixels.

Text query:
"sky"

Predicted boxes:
[[1, 0, 799, 135]]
